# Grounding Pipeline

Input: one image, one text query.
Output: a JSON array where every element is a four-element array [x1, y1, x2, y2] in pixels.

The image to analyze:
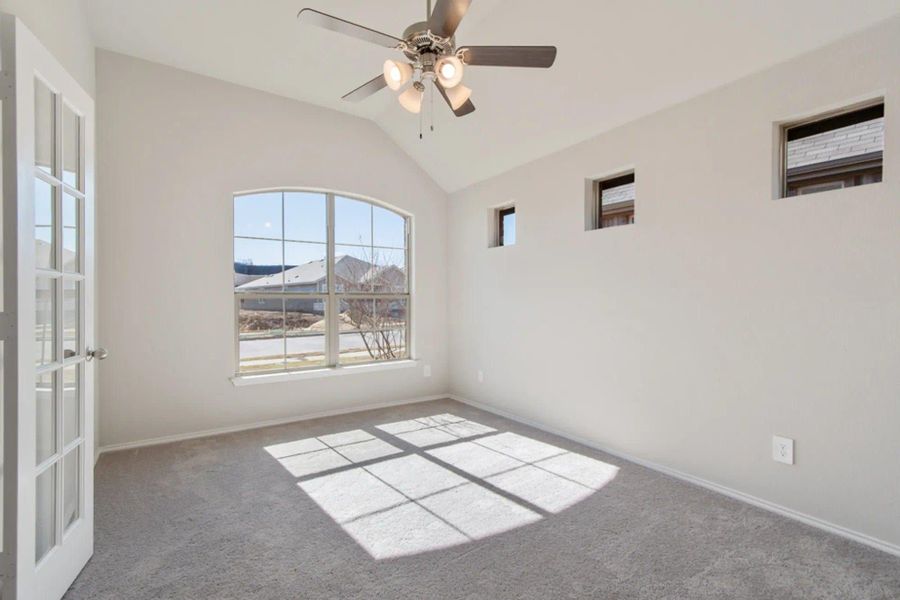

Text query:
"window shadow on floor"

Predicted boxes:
[[264, 413, 618, 559]]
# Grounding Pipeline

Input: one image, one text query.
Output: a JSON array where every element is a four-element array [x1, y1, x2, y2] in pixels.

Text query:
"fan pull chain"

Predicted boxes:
[[430, 82, 435, 132], [419, 100, 423, 139]]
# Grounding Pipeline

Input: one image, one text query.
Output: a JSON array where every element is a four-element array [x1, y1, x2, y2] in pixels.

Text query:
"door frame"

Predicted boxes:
[[1, 14, 96, 600]]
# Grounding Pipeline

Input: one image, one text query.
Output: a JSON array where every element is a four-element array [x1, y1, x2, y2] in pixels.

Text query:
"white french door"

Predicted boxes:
[[1, 14, 96, 600]]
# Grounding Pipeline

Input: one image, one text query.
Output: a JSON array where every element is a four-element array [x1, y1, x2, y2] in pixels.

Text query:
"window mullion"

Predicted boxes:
[[281, 193, 288, 369], [326, 193, 338, 366]]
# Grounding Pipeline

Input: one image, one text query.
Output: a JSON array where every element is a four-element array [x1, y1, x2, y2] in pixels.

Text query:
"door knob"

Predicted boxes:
[[86, 347, 109, 361]]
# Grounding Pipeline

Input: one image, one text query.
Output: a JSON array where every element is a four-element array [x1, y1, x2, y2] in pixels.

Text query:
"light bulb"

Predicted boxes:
[[436, 55, 464, 88], [398, 83, 424, 114], [383, 60, 412, 91], [440, 62, 456, 80], [444, 84, 472, 110]]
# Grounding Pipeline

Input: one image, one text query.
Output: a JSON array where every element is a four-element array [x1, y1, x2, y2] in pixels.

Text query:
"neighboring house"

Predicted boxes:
[[785, 116, 884, 196], [236, 255, 402, 314]]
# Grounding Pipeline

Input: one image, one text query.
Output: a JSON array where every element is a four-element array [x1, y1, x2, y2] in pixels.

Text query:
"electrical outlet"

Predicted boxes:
[[423, 364, 431, 378], [477, 370, 484, 383], [772, 436, 794, 465]]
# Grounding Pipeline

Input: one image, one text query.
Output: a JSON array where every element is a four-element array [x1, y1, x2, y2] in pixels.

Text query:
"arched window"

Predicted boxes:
[[233, 190, 410, 374]]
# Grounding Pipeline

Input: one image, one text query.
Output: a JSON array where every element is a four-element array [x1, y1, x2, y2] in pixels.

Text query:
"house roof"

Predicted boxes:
[[237, 254, 373, 290], [787, 118, 884, 169]]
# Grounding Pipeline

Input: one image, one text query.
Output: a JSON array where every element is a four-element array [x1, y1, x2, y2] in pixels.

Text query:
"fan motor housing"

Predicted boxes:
[[402, 21, 454, 60]]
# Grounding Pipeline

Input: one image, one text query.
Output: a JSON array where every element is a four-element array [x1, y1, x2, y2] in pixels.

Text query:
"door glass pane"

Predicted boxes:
[[234, 238, 282, 291], [35, 178, 54, 269], [234, 192, 282, 239], [335, 196, 372, 246], [34, 79, 55, 175], [36, 465, 56, 562], [62, 192, 79, 272], [373, 206, 406, 248], [238, 297, 284, 373], [284, 192, 326, 243], [36, 278, 55, 366], [62, 280, 79, 358], [62, 103, 80, 189], [63, 448, 80, 531], [284, 242, 327, 292], [36, 370, 56, 464], [285, 298, 326, 369], [63, 365, 80, 446]]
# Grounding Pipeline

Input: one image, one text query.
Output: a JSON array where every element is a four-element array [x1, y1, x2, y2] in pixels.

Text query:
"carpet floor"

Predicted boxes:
[[65, 398, 900, 599]]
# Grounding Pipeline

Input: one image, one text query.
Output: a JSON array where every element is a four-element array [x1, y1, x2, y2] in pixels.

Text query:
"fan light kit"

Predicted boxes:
[[298, 0, 557, 137]]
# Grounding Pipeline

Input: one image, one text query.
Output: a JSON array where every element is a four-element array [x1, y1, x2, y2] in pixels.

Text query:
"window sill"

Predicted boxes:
[[230, 359, 419, 387]]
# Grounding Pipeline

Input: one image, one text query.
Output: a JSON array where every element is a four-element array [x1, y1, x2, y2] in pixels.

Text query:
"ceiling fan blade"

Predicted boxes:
[[342, 75, 388, 102], [428, 0, 471, 39], [459, 46, 557, 68], [435, 81, 476, 117], [297, 8, 403, 48]]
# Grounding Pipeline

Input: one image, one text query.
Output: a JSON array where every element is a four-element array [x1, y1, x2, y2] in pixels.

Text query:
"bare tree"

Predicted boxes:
[[337, 248, 406, 361]]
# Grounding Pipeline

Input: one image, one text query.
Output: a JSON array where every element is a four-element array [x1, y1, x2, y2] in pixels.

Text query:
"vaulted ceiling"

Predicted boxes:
[[82, 0, 900, 192]]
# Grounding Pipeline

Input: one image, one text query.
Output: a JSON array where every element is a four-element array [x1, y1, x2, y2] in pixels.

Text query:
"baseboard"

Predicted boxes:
[[448, 393, 900, 559], [96, 394, 449, 456]]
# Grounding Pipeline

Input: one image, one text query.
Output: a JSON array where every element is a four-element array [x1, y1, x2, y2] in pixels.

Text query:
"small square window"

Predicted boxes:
[[495, 206, 515, 247], [782, 102, 883, 198], [590, 172, 635, 230]]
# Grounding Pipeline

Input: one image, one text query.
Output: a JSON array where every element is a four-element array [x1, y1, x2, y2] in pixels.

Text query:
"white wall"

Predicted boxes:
[[95, 51, 448, 447], [448, 16, 900, 549], [0, 0, 94, 95]]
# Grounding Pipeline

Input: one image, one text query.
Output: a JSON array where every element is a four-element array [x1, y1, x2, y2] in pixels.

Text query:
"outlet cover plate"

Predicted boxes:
[[773, 435, 794, 465]]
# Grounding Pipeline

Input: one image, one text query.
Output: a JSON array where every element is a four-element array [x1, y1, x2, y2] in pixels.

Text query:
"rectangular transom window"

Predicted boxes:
[[782, 102, 884, 198], [233, 191, 410, 375], [592, 172, 635, 229]]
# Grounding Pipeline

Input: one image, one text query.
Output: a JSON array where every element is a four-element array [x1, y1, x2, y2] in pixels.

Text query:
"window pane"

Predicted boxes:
[[35, 178, 54, 269], [63, 365, 79, 446], [335, 245, 373, 293], [501, 211, 516, 246], [335, 196, 372, 246], [35, 79, 54, 175], [338, 298, 407, 364], [285, 297, 326, 369], [238, 297, 285, 373], [784, 105, 884, 198], [284, 192, 326, 243], [376, 298, 407, 333], [340, 298, 375, 331], [373, 206, 406, 248], [234, 238, 283, 291], [284, 242, 327, 292], [340, 328, 406, 364], [62, 103, 80, 189], [371, 247, 407, 293], [36, 465, 56, 562], [63, 447, 80, 531], [63, 279, 79, 358], [62, 192, 79, 272], [36, 278, 55, 366], [234, 192, 282, 240], [36, 370, 56, 464]]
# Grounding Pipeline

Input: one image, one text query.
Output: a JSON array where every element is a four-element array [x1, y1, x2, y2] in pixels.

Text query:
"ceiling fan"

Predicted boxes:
[[297, 0, 557, 121]]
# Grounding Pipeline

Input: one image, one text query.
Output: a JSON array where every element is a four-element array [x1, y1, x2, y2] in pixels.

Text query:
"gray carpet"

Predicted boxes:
[[66, 399, 900, 599]]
